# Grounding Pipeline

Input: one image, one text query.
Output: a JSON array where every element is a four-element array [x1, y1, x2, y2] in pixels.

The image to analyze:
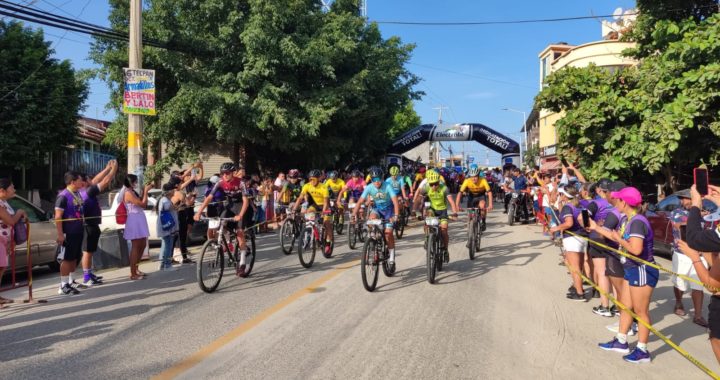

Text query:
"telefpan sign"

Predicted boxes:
[[123, 68, 156, 116]]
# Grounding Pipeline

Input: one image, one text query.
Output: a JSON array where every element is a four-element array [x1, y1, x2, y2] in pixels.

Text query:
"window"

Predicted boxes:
[[658, 195, 681, 212], [7, 197, 48, 223]]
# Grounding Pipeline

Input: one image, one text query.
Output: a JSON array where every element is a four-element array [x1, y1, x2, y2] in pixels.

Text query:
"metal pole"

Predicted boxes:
[[127, 0, 143, 182]]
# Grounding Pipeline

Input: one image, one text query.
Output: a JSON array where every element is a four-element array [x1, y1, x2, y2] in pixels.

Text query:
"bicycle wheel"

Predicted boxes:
[[335, 212, 345, 235], [436, 234, 444, 272], [244, 231, 257, 276], [475, 220, 482, 253], [426, 233, 437, 284], [468, 221, 476, 260], [197, 240, 224, 293], [279, 220, 295, 255], [381, 240, 396, 278], [298, 226, 316, 268], [361, 238, 380, 291], [348, 222, 357, 249], [507, 203, 515, 226], [395, 216, 405, 240]]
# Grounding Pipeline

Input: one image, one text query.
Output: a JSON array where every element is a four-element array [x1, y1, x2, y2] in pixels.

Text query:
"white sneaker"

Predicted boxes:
[[606, 321, 637, 336]]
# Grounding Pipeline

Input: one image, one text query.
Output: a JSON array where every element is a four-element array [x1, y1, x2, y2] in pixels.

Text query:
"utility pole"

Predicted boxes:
[[432, 105, 448, 166], [127, 0, 143, 183]]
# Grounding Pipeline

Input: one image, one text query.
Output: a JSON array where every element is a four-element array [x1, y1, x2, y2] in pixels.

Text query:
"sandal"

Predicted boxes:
[[674, 304, 687, 317], [130, 274, 145, 281], [694, 317, 709, 328], [136, 271, 147, 277]]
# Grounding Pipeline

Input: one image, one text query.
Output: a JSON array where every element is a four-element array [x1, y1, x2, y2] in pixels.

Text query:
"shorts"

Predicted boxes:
[[62, 233, 84, 262], [369, 207, 395, 229], [588, 241, 606, 259], [709, 296, 720, 339], [562, 236, 587, 253], [83, 224, 101, 253], [428, 208, 449, 224], [466, 194, 487, 208], [605, 253, 625, 278], [624, 264, 660, 288], [220, 208, 254, 231], [672, 251, 708, 292]]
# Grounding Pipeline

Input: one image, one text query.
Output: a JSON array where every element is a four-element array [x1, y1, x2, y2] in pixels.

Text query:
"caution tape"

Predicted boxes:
[[561, 257, 720, 379]]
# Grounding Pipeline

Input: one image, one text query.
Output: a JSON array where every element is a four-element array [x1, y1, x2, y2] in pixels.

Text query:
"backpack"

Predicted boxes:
[[115, 190, 127, 225]]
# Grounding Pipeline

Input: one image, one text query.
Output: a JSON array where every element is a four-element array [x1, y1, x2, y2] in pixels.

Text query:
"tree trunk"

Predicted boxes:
[[661, 164, 677, 196]]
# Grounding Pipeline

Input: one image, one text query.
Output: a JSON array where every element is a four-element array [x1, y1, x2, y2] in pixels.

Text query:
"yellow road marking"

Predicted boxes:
[[152, 260, 359, 380]]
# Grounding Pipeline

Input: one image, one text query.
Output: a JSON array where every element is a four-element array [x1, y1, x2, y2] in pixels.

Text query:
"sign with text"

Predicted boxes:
[[123, 68, 156, 116]]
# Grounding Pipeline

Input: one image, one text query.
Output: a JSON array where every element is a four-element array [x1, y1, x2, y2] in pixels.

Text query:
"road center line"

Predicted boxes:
[[152, 260, 360, 380]]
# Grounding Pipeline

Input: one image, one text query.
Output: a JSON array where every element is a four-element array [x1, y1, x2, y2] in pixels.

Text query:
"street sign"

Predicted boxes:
[[123, 68, 156, 116]]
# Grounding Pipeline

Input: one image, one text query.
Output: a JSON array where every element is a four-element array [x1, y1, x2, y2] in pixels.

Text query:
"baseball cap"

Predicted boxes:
[[558, 187, 575, 199], [674, 188, 691, 199], [610, 186, 642, 207], [607, 181, 626, 193], [597, 178, 613, 191]]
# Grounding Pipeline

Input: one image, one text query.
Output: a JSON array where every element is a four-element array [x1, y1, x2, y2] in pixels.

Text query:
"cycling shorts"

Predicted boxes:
[[428, 208, 449, 225], [465, 194, 487, 209], [369, 207, 395, 229]]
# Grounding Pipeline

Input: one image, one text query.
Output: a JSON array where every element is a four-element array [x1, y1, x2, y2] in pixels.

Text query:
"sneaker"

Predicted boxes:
[[82, 277, 103, 286], [598, 337, 630, 353], [609, 304, 619, 316], [70, 280, 88, 290], [623, 347, 651, 363], [481, 222, 487, 232], [443, 249, 449, 263], [91, 273, 103, 281], [593, 305, 614, 317], [606, 321, 637, 336], [566, 289, 588, 302], [182, 258, 195, 264], [236, 264, 248, 278], [593, 289, 600, 299], [58, 283, 80, 295]]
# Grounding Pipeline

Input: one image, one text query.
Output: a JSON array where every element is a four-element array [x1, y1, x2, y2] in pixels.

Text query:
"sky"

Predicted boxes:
[[8, 0, 637, 166]]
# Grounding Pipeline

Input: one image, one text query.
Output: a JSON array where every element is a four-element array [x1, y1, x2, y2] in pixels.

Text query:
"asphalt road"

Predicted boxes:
[[1, 208, 718, 379]]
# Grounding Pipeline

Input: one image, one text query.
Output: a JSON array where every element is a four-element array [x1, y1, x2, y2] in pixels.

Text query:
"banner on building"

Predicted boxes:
[[123, 68, 156, 116]]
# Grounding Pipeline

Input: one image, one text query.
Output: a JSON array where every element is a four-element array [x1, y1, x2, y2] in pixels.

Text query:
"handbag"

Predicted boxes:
[[14, 218, 27, 245], [115, 189, 127, 225]]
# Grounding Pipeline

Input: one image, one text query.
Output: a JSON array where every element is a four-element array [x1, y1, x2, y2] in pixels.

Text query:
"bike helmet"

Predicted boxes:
[[220, 162, 236, 173], [369, 167, 384, 180], [467, 164, 479, 177], [426, 170, 441, 184], [308, 169, 322, 179], [327, 170, 338, 179], [288, 169, 300, 179], [388, 165, 400, 176], [418, 166, 426, 174], [351, 169, 362, 177]]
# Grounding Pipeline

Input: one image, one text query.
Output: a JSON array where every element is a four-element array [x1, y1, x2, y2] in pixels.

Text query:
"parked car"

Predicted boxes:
[[647, 194, 718, 254], [101, 187, 208, 246], [4, 195, 59, 273]]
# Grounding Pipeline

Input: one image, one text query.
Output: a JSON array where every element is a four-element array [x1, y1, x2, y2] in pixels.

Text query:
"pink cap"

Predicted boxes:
[[610, 186, 642, 207]]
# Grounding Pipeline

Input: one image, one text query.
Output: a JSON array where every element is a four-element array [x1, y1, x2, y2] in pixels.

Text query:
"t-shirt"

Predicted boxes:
[[324, 178, 346, 198], [512, 175, 527, 191], [345, 178, 365, 200], [419, 183, 449, 211], [542, 183, 555, 208], [81, 185, 101, 226], [301, 182, 329, 208], [459, 178, 490, 195], [55, 189, 84, 235], [560, 204, 582, 233], [210, 177, 250, 213], [361, 182, 396, 211], [621, 214, 654, 267], [384, 177, 404, 195]]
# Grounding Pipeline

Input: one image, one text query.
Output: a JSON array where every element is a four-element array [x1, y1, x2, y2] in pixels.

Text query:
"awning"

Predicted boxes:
[[540, 159, 561, 172]]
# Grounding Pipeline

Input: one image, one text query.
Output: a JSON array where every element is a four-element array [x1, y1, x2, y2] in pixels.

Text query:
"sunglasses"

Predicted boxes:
[[430, 182, 440, 187], [372, 177, 382, 183]]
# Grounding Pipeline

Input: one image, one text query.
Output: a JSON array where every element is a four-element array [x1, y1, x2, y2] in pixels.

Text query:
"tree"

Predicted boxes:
[[388, 101, 421, 140], [0, 21, 88, 167], [91, 0, 420, 177]]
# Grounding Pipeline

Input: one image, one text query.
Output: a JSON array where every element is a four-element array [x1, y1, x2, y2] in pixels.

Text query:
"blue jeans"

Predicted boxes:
[[160, 234, 175, 268]]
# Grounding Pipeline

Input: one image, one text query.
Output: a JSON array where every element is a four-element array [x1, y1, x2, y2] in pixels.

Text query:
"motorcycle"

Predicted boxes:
[[507, 191, 530, 226]]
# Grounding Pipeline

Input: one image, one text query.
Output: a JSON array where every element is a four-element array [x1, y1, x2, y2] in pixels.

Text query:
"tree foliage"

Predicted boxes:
[[536, 2, 720, 184], [0, 21, 88, 167], [92, 0, 421, 177]]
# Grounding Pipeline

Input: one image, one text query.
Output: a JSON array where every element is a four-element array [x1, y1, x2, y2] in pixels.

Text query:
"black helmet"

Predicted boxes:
[[327, 170, 338, 179], [351, 169, 362, 177], [220, 162, 236, 173], [369, 167, 384, 179], [308, 169, 322, 179]]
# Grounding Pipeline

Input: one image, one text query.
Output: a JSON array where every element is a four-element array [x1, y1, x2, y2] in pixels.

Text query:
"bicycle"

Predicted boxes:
[[330, 200, 345, 235], [424, 214, 447, 285], [394, 198, 410, 239], [197, 217, 256, 293], [297, 210, 334, 268], [279, 208, 303, 255], [347, 202, 368, 250], [466, 208, 483, 260], [360, 218, 396, 292]]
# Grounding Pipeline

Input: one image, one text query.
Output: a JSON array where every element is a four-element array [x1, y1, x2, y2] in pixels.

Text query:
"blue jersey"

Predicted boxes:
[[361, 182, 396, 211], [384, 177, 403, 194]]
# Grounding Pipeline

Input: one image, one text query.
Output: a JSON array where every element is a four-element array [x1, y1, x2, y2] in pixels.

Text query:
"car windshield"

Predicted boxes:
[[7, 197, 48, 223]]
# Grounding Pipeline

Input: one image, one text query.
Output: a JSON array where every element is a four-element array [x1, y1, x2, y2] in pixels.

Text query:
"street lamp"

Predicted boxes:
[[502, 108, 527, 168]]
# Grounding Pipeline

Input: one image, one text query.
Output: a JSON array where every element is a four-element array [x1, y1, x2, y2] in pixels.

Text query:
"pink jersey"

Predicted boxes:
[[345, 178, 365, 199]]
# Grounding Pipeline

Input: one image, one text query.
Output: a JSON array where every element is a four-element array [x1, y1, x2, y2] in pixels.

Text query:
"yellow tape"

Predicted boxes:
[[562, 260, 720, 379]]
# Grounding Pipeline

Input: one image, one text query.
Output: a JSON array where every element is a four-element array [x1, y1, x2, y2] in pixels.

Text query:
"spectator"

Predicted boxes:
[[274, 172, 286, 223], [79, 160, 118, 286], [511, 167, 529, 221], [668, 188, 709, 327], [122, 174, 153, 280], [172, 167, 201, 264], [550, 186, 589, 301], [54, 171, 86, 295], [586, 179, 615, 317], [0, 178, 27, 305], [156, 182, 179, 271]]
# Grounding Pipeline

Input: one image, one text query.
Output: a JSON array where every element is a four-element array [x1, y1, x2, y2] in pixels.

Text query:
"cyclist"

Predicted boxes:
[[194, 162, 253, 277], [324, 170, 346, 223], [292, 169, 333, 255], [338, 169, 366, 222], [413, 170, 459, 262], [455, 164, 493, 231], [352, 167, 400, 268]]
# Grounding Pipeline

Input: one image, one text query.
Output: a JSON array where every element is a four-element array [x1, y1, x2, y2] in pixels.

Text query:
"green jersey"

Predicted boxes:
[[421, 183, 449, 211]]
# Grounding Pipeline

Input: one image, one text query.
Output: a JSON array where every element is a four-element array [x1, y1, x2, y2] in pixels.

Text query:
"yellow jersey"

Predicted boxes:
[[324, 178, 346, 197], [301, 182, 329, 207], [460, 178, 490, 195]]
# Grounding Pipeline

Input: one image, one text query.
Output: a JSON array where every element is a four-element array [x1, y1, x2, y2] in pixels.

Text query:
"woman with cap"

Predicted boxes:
[[590, 186, 657, 364], [549, 186, 589, 301]]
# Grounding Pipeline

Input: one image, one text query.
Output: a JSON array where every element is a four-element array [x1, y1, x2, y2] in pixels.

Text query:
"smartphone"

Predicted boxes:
[[680, 225, 687, 241], [581, 209, 590, 227], [695, 168, 709, 196], [560, 158, 569, 167]]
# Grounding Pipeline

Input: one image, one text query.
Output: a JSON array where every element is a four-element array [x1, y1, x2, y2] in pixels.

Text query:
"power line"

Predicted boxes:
[[409, 62, 535, 89]]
